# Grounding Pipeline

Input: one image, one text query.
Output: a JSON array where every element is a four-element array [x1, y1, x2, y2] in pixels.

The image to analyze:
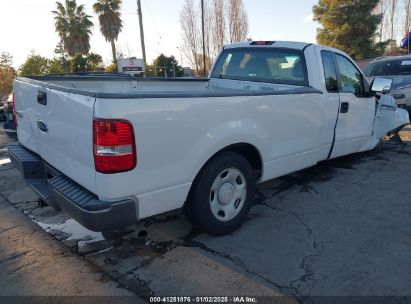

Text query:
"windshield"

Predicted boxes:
[[363, 59, 411, 76]]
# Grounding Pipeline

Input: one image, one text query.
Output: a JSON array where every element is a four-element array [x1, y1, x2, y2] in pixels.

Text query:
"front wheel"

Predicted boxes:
[[184, 152, 255, 235]]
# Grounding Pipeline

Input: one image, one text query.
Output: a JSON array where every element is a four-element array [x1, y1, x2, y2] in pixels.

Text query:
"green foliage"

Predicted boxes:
[[374, 40, 391, 57], [49, 43, 70, 73], [87, 53, 104, 71], [69, 53, 104, 72], [52, 0, 94, 56], [0, 68, 15, 99], [48, 59, 66, 74], [385, 40, 407, 56], [148, 54, 184, 77], [0, 52, 15, 98], [105, 63, 118, 73], [313, 0, 383, 59], [18, 49, 104, 76], [0, 52, 13, 68], [69, 54, 88, 72], [93, 0, 123, 63], [19, 52, 50, 76]]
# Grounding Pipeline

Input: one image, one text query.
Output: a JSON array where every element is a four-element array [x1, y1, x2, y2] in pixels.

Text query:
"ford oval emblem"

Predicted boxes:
[[37, 120, 49, 133]]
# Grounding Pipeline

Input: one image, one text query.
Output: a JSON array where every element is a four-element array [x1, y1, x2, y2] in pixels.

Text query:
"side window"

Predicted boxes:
[[335, 54, 364, 96], [321, 51, 338, 92]]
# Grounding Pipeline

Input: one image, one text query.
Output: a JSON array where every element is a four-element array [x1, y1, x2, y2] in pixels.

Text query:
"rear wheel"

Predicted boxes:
[[184, 152, 255, 235]]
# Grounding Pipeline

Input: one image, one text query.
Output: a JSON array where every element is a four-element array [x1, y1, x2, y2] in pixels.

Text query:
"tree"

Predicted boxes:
[[212, 0, 226, 55], [227, 0, 249, 43], [19, 52, 50, 76], [93, 0, 123, 64], [180, 0, 249, 74], [202, 0, 214, 73], [0, 52, 15, 98], [69, 53, 88, 72], [48, 43, 70, 73], [86, 53, 104, 71], [313, 0, 382, 60], [69, 53, 104, 72], [151, 54, 184, 77], [387, 0, 398, 40], [404, 0, 411, 35], [0, 52, 13, 68], [52, 0, 94, 56], [374, 0, 387, 42], [105, 63, 118, 73], [180, 0, 200, 72]]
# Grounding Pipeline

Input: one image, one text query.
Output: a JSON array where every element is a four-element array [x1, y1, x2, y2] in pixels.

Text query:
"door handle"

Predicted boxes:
[[340, 102, 349, 113], [37, 120, 48, 133], [37, 91, 47, 106]]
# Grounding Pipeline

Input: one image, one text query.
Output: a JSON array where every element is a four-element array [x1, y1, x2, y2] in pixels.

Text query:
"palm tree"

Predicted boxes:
[[93, 0, 123, 64], [52, 0, 93, 56]]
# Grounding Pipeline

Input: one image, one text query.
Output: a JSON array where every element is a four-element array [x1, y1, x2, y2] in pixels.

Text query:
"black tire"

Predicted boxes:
[[184, 152, 255, 236]]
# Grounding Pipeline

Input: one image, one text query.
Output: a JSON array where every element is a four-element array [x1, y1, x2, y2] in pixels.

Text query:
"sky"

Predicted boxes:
[[0, 0, 319, 68]]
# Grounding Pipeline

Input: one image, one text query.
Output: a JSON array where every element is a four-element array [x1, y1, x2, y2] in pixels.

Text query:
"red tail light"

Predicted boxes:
[[93, 119, 136, 174], [12, 93, 17, 126]]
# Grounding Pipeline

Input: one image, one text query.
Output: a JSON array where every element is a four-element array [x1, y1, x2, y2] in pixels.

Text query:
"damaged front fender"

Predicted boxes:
[[364, 94, 410, 150]]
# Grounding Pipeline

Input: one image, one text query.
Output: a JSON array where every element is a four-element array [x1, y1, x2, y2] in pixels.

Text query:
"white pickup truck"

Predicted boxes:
[[9, 41, 409, 235]]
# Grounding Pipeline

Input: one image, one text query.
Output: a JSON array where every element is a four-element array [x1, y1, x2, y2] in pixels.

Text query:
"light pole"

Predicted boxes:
[[136, 0, 147, 65]]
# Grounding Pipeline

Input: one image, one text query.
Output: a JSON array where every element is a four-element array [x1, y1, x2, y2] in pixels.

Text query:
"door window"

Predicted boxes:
[[321, 51, 338, 92], [335, 54, 364, 96]]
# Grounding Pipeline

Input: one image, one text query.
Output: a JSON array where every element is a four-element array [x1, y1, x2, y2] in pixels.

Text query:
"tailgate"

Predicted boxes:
[[14, 79, 97, 193]]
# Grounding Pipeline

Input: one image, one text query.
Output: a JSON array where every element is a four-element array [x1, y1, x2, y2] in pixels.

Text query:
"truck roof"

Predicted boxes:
[[223, 41, 348, 56], [224, 41, 313, 51]]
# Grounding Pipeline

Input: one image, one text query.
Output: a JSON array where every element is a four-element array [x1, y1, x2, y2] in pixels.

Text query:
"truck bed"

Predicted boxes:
[[23, 75, 321, 98]]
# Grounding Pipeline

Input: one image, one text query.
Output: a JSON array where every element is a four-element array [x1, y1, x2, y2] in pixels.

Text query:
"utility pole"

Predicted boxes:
[[201, 0, 206, 76], [136, 0, 147, 65]]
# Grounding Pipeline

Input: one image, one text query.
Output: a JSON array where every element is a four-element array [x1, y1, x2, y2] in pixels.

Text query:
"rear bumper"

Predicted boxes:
[[7, 143, 137, 232]]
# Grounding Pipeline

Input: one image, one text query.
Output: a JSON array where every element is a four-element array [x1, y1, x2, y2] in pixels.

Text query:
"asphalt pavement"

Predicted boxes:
[[0, 131, 145, 303]]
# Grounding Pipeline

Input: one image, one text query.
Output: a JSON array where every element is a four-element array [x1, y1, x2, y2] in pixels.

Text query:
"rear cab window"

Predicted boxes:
[[211, 48, 308, 86], [364, 59, 411, 76]]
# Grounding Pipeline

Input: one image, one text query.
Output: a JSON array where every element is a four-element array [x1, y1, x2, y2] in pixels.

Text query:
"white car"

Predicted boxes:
[[9, 41, 409, 235]]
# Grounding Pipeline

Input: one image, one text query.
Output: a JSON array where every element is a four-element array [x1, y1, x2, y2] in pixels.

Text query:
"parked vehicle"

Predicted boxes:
[[8, 41, 409, 235], [363, 56, 411, 116], [0, 102, 5, 122], [0, 94, 10, 121], [2, 93, 17, 138], [400, 32, 411, 51]]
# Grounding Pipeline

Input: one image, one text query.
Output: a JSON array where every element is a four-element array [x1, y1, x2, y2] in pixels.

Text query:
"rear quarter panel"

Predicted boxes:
[[94, 91, 328, 218]]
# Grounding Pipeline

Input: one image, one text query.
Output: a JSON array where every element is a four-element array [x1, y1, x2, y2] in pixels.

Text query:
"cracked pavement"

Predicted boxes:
[[1, 127, 411, 303]]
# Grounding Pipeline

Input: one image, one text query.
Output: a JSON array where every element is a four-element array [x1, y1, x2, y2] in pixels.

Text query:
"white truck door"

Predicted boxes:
[[330, 53, 376, 158]]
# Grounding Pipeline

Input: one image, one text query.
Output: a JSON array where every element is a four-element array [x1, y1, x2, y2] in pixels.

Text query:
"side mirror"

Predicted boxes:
[[371, 77, 393, 94]]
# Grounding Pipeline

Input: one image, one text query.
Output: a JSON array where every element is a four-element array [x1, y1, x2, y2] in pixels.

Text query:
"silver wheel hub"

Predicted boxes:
[[218, 183, 235, 205], [210, 168, 247, 222]]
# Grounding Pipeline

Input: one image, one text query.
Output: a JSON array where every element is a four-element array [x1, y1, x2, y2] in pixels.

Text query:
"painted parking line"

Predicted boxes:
[[0, 158, 11, 165]]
